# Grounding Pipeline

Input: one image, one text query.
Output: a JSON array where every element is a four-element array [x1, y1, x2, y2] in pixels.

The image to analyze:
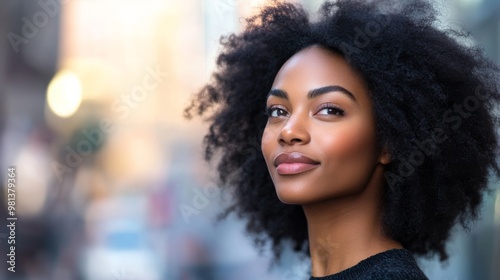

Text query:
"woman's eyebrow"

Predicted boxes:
[[267, 85, 357, 103], [308, 85, 357, 102], [267, 89, 288, 99]]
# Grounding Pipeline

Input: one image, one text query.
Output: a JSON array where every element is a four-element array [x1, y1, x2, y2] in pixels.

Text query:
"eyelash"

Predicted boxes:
[[264, 105, 288, 118], [316, 103, 345, 116], [264, 103, 345, 118]]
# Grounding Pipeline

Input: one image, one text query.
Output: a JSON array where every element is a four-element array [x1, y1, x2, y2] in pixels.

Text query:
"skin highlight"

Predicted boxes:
[[261, 45, 399, 276]]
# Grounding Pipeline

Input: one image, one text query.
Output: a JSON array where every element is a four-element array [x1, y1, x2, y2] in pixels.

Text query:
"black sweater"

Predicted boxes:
[[309, 249, 428, 280]]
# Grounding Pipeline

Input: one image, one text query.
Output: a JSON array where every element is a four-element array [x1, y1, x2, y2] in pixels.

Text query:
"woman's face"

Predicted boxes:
[[261, 46, 389, 205]]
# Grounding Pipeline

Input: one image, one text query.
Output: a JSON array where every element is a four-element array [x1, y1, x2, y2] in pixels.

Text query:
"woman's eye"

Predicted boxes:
[[316, 106, 345, 116], [267, 108, 288, 118], [266, 107, 288, 118]]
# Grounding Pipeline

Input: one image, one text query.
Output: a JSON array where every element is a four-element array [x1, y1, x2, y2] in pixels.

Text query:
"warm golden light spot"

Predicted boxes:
[[47, 70, 83, 118]]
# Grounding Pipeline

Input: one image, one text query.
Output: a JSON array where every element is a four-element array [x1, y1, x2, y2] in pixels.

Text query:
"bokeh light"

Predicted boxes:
[[46, 69, 83, 118]]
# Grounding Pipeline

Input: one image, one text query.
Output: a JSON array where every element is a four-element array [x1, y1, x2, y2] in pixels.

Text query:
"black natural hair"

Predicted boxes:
[[185, 0, 500, 261]]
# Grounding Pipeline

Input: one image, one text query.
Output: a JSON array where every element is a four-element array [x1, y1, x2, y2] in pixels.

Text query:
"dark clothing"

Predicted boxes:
[[309, 249, 428, 280]]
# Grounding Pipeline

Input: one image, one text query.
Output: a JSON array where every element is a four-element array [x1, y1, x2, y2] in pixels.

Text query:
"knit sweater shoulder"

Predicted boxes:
[[309, 249, 428, 280]]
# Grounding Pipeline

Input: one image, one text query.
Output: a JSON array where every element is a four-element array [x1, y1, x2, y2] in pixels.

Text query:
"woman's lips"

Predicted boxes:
[[273, 152, 320, 175]]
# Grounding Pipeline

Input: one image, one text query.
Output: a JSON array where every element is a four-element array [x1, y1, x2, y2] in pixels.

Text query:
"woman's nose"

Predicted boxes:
[[278, 117, 311, 145]]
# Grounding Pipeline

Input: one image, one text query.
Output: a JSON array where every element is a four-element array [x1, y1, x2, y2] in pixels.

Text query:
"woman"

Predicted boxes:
[[185, 0, 500, 279]]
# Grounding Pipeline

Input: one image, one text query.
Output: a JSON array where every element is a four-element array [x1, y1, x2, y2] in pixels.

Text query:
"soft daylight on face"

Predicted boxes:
[[261, 45, 390, 205]]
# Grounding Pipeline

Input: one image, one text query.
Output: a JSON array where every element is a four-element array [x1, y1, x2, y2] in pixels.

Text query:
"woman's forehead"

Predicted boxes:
[[271, 45, 369, 103]]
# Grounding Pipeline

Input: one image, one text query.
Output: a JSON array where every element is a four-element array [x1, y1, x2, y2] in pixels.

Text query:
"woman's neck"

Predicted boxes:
[[303, 166, 403, 277]]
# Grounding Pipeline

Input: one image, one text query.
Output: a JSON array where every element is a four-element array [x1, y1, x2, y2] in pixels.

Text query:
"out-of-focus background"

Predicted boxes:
[[0, 0, 499, 279]]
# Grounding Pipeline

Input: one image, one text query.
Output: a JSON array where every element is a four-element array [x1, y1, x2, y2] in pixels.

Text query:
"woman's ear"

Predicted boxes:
[[378, 148, 391, 165]]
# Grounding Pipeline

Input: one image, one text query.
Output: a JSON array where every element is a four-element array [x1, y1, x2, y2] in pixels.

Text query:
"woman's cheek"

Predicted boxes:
[[316, 121, 377, 160], [261, 128, 276, 166]]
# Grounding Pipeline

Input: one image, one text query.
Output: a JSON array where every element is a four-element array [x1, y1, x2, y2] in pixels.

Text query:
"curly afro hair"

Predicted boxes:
[[185, 0, 500, 261]]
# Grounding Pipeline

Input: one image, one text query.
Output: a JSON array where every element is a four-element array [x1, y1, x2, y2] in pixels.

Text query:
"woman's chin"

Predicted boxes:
[[275, 190, 316, 205]]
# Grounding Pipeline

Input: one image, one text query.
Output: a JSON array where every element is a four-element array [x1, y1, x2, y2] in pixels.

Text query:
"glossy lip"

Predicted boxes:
[[273, 152, 320, 175]]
